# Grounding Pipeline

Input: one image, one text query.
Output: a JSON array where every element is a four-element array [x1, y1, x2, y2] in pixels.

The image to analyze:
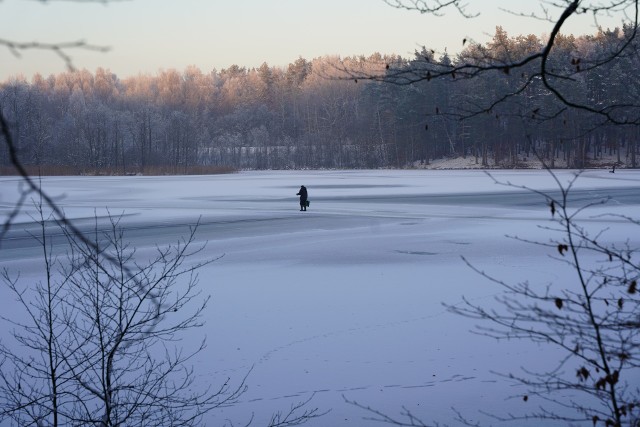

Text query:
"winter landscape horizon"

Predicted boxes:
[[2, 0, 640, 424], [1, 168, 639, 426]]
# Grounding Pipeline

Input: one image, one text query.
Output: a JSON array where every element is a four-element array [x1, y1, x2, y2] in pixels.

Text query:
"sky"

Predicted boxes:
[[0, 0, 628, 81]]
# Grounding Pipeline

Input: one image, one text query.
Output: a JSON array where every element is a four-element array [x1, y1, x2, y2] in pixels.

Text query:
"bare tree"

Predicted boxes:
[[1, 3, 324, 425], [0, 2, 236, 424], [346, 1, 640, 126], [335, 3, 639, 425], [447, 170, 640, 426], [346, 169, 640, 426], [340, 6, 640, 419], [0, 205, 325, 426], [0, 206, 250, 426]]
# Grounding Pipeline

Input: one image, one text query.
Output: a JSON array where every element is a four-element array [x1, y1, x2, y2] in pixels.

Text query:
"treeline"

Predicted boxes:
[[1, 26, 638, 173]]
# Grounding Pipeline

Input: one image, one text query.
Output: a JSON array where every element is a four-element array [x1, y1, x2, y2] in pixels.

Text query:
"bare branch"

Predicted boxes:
[[0, 38, 109, 72], [383, 0, 478, 18]]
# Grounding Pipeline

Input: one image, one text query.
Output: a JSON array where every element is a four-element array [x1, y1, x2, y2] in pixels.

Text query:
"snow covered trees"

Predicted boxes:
[[3, 29, 640, 172], [345, 1, 640, 168]]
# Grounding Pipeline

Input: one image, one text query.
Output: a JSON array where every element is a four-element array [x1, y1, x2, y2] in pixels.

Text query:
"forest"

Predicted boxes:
[[1, 25, 638, 174]]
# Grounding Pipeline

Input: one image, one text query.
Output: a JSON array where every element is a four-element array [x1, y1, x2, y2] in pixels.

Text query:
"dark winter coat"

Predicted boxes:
[[296, 186, 308, 203]]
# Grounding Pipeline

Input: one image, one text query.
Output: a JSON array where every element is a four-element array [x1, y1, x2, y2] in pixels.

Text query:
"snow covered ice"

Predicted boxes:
[[1, 169, 639, 426]]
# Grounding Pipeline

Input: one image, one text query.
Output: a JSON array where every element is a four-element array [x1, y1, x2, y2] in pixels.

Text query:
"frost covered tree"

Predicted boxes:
[[377, 1, 640, 122], [342, 1, 640, 168]]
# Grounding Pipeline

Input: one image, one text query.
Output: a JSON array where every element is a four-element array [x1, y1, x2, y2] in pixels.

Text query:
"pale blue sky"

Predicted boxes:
[[0, 0, 625, 80]]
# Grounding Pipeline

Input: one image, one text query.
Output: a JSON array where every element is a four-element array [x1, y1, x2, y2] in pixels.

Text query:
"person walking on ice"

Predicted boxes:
[[296, 185, 308, 211]]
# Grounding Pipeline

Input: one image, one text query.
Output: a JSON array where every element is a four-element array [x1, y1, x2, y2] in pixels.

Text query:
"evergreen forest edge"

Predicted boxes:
[[1, 26, 639, 176]]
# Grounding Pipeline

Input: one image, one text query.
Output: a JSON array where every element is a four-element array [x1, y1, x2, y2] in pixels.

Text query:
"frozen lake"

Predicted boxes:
[[1, 169, 639, 426]]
